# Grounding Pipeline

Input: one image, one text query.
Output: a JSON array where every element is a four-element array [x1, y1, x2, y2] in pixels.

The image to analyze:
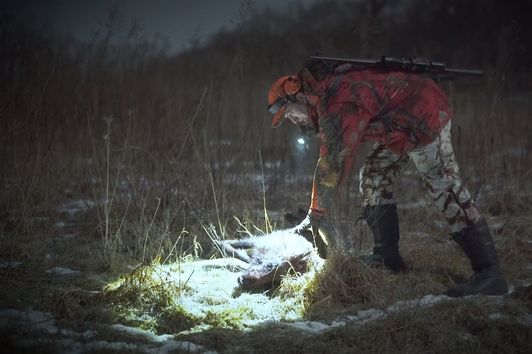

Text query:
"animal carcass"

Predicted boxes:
[[216, 230, 322, 289]]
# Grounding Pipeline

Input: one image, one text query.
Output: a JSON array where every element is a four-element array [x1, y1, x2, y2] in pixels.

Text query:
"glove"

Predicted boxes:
[[316, 218, 336, 248], [292, 209, 337, 245], [291, 210, 337, 256], [291, 211, 322, 235], [334, 63, 353, 73]]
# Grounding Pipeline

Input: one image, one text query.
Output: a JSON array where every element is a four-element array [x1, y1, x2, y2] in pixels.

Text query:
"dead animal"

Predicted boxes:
[[215, 230, 322, 289]]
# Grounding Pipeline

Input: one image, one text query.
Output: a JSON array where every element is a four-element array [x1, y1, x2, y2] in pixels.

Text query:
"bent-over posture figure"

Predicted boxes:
[[267, 66, 508, 297]]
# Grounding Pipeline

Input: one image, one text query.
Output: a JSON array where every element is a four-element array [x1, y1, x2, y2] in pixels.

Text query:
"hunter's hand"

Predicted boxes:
[[291, 211, 322, 235]]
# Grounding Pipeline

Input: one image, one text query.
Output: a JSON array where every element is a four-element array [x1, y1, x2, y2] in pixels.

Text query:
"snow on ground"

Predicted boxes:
[[154, 257, 308, 329], [2, 286, 530, 352], [286, 294, 448, 333], [4, 167, 528, 351], [59, 233, 77, 240], [54, 221, 80, 230], [57, 200, 96, 216], [0, 308, 59, 334], [53, 199, 95, 236], [0, 308, 216, 354], [46, 266, 81, 275], [0, 261, 23, 269], [284, 291, 532, 334], [111, 324, 217, 354]]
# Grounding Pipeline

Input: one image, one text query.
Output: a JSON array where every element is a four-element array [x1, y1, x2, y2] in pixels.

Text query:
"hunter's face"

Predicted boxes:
[[284, 93, 312, 128]]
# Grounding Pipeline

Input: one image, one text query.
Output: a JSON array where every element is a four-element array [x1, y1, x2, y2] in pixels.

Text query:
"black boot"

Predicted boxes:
[[446, 219, 508, 297], [361, 204, 407, 272]]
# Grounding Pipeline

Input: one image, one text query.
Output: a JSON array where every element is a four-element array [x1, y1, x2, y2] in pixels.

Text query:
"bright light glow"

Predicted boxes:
[[297, 137, 305, 145], [104, 258, 314, 333]]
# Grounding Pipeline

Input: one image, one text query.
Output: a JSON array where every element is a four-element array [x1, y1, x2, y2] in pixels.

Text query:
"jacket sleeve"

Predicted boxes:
[[310, 79, 379, 215]]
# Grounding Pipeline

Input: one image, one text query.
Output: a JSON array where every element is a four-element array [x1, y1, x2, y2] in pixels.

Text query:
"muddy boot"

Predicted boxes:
[[360, 204, 407, 272], [446, 219, 508, 297]]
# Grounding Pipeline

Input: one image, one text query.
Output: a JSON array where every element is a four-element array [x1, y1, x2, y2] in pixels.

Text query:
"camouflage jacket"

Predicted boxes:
[[302, 69, 453, 214]]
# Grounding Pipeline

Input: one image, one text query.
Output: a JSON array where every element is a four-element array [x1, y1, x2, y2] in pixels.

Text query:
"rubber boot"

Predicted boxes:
[[361, 204, 407, 272], [446, 219, 508, 297]]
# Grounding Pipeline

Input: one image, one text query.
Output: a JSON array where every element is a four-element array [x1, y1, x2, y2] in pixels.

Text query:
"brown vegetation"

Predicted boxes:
[[1, 0, 531, 352]]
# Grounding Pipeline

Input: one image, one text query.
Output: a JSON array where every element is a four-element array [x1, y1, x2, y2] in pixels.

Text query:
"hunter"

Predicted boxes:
[[267, 64, 508, 297]]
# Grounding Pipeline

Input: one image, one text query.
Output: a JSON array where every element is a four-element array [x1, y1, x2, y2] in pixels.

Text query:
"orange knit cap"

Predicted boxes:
[[267, 75, 302, 128]]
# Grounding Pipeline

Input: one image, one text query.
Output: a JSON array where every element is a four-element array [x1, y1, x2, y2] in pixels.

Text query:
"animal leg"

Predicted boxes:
[[215, 240, 253, 263]]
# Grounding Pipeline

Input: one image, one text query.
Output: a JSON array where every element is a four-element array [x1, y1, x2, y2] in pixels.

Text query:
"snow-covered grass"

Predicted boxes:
[[102, 256, 321, 334], [3, 251, 529, 353], [0, 308, 215, 354]]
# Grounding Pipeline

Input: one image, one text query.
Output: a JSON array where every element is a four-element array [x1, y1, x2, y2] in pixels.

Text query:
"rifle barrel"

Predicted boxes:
[[310, 56, 379, 66], [309, 55, 483, 77], [444, 68, 483, 76]]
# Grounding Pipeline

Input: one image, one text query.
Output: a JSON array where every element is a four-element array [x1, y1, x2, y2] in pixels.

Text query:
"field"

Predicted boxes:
[[1, 1, 531, 353]]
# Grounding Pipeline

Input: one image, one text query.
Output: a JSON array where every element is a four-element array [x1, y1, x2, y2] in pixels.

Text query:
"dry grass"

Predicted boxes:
[[1, 1, 531, 352], [201, 299, 531, 354], [1, 4, 531, 267]]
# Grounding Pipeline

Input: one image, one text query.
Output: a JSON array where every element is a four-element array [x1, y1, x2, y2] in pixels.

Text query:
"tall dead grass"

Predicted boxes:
[[1, 1, 531, 272]]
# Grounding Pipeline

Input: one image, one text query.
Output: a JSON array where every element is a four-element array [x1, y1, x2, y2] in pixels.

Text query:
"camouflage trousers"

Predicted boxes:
[[359, 122, 481, 233]]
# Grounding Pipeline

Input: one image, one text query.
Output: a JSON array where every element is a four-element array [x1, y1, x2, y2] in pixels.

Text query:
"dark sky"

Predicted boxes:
[[3, 0, 318, 51]]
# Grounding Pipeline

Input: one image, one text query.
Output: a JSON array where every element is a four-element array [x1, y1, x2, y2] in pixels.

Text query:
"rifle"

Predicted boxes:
[[308, 55, 483, 81]]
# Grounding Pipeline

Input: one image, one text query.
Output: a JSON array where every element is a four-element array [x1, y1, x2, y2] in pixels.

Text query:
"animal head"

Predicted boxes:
[[215, 230, 316, 289], [238, 254, 309, 289]]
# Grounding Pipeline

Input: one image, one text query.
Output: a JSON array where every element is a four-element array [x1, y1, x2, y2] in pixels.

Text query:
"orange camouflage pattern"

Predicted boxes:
[[302, 69, 452, 214]]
